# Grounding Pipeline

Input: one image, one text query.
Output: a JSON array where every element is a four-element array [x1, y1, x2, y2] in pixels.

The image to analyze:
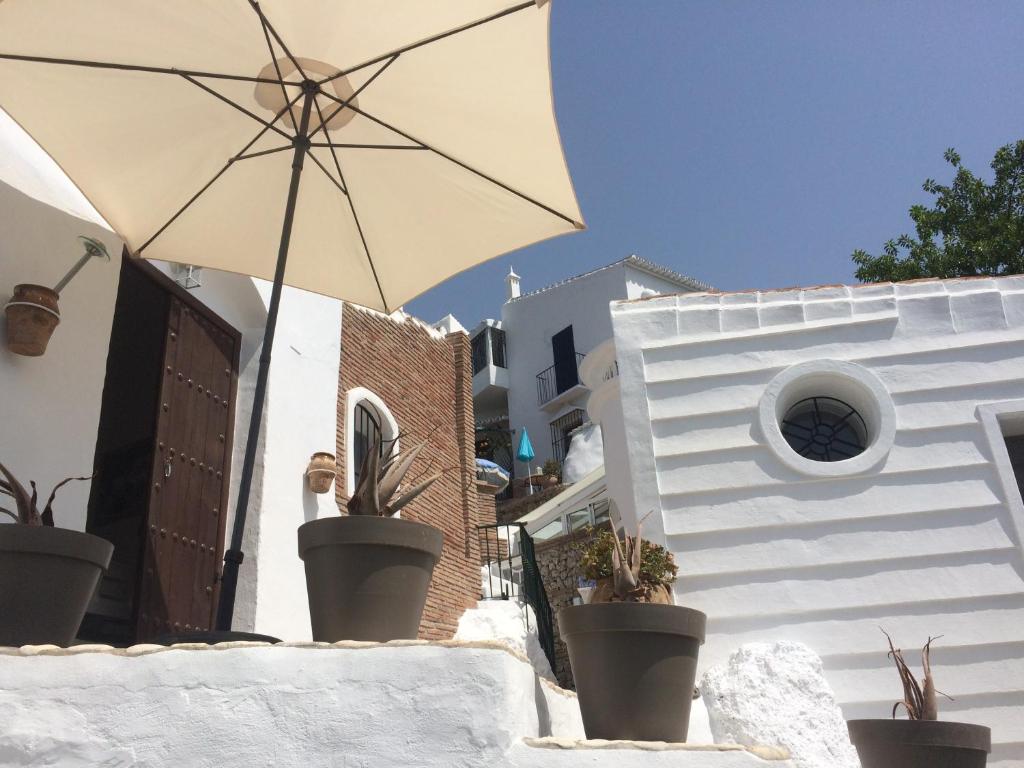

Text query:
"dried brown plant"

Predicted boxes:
[[882, 629, 952, 720], [0, 460, 90, 527]]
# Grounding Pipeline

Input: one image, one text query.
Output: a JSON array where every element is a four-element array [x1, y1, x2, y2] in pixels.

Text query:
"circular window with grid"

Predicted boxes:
[[780, 396, 868, 462], [758, 360, 896, 477]]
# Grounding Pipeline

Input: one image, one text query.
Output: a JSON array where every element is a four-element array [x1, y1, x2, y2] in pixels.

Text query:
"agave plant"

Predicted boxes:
[[0, 460, 90, 527], [347, 433, 441, 517], [882, 629, 953, 720]]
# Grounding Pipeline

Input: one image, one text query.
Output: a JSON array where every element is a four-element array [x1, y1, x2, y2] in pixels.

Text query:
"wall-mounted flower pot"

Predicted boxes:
[[297, 515, 443, 642], [4, 284, 61, 357], [558, 602, 706, 742], [0, 525, 114, 647], [306, 452, 337, 494], [847, 719, 991, 768]]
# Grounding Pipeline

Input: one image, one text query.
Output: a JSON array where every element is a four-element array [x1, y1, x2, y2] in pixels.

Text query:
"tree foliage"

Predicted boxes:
[[852, 140, 1024, 282]]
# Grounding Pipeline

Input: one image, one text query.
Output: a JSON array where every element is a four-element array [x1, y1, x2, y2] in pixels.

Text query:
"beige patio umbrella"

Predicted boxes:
[[0, 0, 583, 633]]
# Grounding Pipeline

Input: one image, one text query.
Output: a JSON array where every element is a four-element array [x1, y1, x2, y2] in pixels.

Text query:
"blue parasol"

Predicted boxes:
[[516, 428, 536, 463]]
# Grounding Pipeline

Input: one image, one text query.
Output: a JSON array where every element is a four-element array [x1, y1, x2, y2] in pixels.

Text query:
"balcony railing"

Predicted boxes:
[[536, 352, 586, 406]]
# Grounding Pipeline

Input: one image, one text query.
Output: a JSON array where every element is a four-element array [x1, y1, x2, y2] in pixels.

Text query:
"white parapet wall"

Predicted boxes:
[[0, 641, 791, 768], [588, 276, 1024, 767]]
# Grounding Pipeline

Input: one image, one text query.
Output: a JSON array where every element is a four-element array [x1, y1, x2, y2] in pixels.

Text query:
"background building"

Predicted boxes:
[[462, 256, 710, 493]]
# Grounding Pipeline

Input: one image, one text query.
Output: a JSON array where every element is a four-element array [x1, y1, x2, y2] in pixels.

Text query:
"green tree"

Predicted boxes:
[[852, 140, 1024, 283]]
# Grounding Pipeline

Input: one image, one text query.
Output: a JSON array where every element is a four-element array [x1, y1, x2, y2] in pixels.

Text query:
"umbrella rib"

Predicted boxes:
[[310, 143, 425, 151], [248, 1, 308, 82], [137, 90, 303, 254], [305, 150, 349, 197], [320, 1, 536, 84], [312, 96, 350, 192], [0, 52, 298, 87], [309, 54, 401, 143], [236, 145, 294, 162], [179, 73, 293, 142], [319, 94, 582, 228], [313, 96, 389, 311], [250, 2, 298, 129]]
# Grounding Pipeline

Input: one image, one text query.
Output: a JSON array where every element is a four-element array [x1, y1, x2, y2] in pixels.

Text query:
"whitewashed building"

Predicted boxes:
[[467, 257, 709, 480], [0, 112, 347, 643], [585, 277, 1024, 766]]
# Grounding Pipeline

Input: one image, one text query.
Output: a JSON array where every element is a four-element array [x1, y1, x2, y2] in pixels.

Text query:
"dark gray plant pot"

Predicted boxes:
[[297, 515, 443, 642], [559, 602, 706, 742], [847, 719, 991, 768], [0, 525, 114, 647]]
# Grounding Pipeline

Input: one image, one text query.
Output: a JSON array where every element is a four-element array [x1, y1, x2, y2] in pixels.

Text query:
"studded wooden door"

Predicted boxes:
[[137, 296, 238, 639]]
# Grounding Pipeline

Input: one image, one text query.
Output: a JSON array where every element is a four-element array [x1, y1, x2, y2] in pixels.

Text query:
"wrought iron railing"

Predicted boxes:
[[536, 352, 586, 406], [477, 522, 556, 674]]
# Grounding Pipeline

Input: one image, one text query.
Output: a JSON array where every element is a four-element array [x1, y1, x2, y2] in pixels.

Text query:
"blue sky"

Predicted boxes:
[[407, 0, 1024, 325]]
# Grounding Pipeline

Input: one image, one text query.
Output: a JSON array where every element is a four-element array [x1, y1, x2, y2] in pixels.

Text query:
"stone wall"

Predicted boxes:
[[337, 305, 481, 640], [532, 523, 609, 688]]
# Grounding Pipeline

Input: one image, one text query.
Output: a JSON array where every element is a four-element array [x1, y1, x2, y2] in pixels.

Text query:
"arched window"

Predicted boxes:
[[353, 401, 383, 488], [344, 388, 399, 497]]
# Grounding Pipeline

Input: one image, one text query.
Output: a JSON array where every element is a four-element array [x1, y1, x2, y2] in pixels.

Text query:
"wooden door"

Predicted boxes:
[[136, 295, 238, 639]]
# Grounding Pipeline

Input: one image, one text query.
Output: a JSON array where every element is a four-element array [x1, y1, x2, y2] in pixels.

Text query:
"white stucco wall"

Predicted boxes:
[[596, 276, 1024, 766], [0, 121, 342, 638], [0, 180, 123, 531], [0, 642, 791, 768]]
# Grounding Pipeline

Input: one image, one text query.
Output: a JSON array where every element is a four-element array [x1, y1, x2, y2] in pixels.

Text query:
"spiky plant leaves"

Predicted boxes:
[[609, 527, 643, 601], [0, 459, 38, 525], [883, 630, 949, 720], [377, 441, 425, 510], [387, 472, 441, 516], [41, 475, 92, 527]]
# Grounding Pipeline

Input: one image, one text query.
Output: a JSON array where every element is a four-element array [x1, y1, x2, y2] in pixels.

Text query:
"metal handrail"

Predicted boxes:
[[535, 351, 586, 406], [477, 522, 556, 673]]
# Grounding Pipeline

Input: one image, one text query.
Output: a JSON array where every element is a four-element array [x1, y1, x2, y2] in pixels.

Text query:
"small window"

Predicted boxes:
[[490, 327, 507, 369], [550, 409, 586, 463], [567, 508, 590, 532], [533, 519, 565, 541], [353, 402, 387, 488], [591, 499, 611, 526], [781, 396, 868, 462], [345, 388, 399, 497], [471, 332, 487, 375], [1005, 435, 1024, 502]]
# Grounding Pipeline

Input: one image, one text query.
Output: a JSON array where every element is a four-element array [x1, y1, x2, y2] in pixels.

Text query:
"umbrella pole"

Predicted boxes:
[[215, 82, 317, 632]]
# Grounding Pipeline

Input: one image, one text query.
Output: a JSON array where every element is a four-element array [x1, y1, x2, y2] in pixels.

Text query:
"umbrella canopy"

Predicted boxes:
[[0, 0, 583, 312], [516, 429, 536, 464], [0, 1, 582, 635]]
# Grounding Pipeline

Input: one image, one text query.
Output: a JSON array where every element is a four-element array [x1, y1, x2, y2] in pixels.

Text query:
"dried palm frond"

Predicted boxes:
[[882, 629, 951, 720], [0, 460, 90, 526]]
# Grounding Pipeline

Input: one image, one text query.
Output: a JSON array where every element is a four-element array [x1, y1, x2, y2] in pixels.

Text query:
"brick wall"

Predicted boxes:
[[336, 305, 481, 640]]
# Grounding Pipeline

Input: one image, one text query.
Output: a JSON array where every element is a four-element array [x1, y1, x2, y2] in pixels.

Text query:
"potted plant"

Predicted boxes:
[[558, 521, 705, 742], [297, 435, 443, 642], [847, 632, 991, 768], [0, 461, 114, 646]]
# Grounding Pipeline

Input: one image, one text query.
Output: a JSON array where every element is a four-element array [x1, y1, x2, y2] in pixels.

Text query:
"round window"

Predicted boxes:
[[780, 396, 867, 462], [758, 360, 896, 478]]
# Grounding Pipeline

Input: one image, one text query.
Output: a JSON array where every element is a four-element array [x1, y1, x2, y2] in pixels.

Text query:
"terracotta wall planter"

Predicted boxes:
[[305, 452, 337, 494], [298, 515, 443, 642], [0, 525, 113, 647], [4, 284, 61, 356], [559, 602, 706, 742], [848, 719, 991, 768]]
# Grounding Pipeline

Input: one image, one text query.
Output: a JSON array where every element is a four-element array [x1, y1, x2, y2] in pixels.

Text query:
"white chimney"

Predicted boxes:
[[505, 267, 521, 301]]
